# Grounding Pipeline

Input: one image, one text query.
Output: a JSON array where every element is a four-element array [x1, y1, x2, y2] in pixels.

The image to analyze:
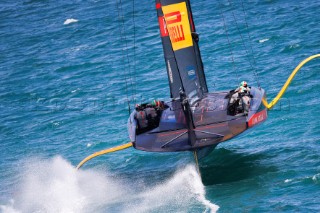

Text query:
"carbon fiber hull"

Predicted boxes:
[[128, 87, 267, 158]]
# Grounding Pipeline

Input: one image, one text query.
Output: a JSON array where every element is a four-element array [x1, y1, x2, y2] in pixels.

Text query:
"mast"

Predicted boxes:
[[155, 0, 208, 105]]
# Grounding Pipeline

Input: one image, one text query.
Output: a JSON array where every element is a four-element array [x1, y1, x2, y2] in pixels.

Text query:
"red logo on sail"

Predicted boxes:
[[161, 2, 193, 51], [165, 11, 185, 43]]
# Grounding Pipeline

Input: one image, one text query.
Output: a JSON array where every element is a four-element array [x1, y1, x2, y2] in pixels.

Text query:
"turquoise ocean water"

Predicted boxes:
[[0, 0, 320, 212]]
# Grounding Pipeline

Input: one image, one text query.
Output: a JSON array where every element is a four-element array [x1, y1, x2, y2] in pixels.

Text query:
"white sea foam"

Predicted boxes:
[[284, 174, 320, 185], [0, 156, 124, 213], [259, 38, 269, 43], [71, 88, 80, 93], [312, 173, 320, 183], [127, 165, 219, 213], [284, 179, 292, 183], [0, 157, 219, 213], [64, 18, 79, 25], [0, 200, 18, 213], [289, 43, 300, 49]]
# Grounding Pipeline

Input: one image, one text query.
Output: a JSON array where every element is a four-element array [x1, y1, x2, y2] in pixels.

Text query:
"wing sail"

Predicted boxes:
[[156, 0, 208, 105]]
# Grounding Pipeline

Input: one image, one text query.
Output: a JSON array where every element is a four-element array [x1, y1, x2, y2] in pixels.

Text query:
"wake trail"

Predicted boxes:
[[1, 156, 219, 213]]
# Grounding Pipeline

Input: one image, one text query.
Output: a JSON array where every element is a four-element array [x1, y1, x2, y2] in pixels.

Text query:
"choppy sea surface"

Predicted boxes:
[[1, 0, 320, 212]]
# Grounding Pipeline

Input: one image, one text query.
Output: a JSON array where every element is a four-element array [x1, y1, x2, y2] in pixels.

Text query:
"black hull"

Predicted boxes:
[[128, 87, 267, 155]]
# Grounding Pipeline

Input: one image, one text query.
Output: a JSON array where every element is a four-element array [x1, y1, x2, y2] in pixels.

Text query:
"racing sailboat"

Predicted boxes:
[[76, 0, 320, 170], [127, 0, 267, 159]]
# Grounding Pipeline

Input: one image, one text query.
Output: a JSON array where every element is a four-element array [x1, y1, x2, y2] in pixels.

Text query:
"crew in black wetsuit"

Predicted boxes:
[[134, 104, 148, 131], [135, 101, 167, 133], [145, 104, 158, 128], [229, 81, 251, 115]]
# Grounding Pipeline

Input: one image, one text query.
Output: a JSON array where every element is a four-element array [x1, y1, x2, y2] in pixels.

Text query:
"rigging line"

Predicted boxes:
[[227, 0, 260, 86], [117, 1, 134, 97], [132, 0, 137, 104], [217, 0, 239, 83], [117, 0, 134, 112], [116, 0, 132, 112], [239, 0, 261, 88], [118, 0, 135, 96]]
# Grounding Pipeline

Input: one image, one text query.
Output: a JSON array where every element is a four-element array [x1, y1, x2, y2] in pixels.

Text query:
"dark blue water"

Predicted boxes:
[[1, 0, 319, 212]]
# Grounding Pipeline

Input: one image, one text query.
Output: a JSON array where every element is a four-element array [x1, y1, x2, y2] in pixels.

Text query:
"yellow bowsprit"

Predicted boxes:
[[76, 142, 133, 170], [263, 54, 320, 109]]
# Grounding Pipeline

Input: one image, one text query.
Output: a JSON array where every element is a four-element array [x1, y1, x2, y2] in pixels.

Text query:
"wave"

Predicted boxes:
[[259, 38, 269, 43], [0, 156, 218, 213], [64, 18, 78, 25], [284, 173, 320, 185]]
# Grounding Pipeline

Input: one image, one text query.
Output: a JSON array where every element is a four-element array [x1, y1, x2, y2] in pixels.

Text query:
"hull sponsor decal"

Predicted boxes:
[[248, 109, 268, 127]]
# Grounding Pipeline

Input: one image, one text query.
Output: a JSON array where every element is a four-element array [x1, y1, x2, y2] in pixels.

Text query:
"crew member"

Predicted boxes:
[[145, 103, 158, 128], [229, 81, 251, 114], [152, 100, 164, 111], [134, 104, 148, 130]]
